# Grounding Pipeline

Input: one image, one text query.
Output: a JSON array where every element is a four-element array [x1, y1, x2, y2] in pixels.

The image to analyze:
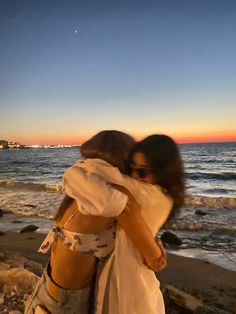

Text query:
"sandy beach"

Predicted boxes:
[[0, 231, 235, 313]]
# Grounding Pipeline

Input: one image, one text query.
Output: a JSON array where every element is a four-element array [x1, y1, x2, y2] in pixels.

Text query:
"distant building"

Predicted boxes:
[[0, 140, 9, 149], [8, 141, 21, 148], [0, 140, 22, 149]]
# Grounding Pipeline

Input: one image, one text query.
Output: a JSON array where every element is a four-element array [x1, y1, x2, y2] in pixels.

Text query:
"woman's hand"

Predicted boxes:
[[143, 238, 167, 272]]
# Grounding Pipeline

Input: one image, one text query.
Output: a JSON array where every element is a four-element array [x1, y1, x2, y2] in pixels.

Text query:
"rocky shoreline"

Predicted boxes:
[[0, 248, 42, 313], [0, 232, 235, 313]]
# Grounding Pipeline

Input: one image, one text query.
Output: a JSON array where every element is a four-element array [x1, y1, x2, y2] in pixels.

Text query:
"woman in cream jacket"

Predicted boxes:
[[64, 134, 185, 313]]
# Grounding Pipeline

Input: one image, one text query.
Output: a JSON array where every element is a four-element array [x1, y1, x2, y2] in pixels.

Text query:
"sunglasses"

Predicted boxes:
[[129, 166, 153, 179]]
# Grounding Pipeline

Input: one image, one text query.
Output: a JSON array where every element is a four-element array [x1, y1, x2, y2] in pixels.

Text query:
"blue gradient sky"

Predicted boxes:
[[1, 0, 236, 144]]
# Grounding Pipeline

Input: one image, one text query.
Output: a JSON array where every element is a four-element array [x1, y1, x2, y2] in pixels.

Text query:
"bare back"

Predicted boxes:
[[50, 199, 114, 289]]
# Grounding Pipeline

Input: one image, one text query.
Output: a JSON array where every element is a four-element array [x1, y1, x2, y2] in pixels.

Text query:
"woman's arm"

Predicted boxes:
[[117, 201, 167, 272], [64, 166, 167, 271], [113, 184, 167, 272]]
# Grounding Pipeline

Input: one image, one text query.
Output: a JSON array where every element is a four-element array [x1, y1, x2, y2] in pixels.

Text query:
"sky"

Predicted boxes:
[[1, 0, 236, 145]]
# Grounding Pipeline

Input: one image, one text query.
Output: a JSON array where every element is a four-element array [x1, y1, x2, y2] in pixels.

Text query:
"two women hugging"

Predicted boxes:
[[25, 130, 185, 314]]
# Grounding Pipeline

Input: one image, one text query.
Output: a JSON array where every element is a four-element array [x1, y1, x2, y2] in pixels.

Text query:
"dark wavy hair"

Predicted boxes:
[[55, 130, 135, 220], [129, 134, 185, 214]]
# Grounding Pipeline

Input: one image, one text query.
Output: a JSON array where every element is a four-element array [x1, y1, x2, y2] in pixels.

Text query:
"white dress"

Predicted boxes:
[[63, 158, 173, 314]]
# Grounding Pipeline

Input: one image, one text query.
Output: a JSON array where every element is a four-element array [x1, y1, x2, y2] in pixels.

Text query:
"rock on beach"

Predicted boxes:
[[0, 248, 41, 313]]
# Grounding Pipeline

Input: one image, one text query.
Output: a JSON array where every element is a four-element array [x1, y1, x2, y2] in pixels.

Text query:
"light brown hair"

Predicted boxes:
[[80, 130, 135, 173], [55, 130, 135, 220]]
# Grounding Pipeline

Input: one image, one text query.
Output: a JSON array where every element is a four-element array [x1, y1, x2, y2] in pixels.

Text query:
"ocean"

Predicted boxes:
[[0, 142, 235, 271]]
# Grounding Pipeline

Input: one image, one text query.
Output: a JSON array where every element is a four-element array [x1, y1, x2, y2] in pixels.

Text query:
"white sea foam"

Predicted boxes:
[[0, 179, 63, 192], [0, 188, 63, 219], [185, 194, 236, 209], [168, 248, 236, 272]]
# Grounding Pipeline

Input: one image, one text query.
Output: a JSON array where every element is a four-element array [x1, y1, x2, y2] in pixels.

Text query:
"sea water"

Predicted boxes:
[[0, 142, 235, 271]]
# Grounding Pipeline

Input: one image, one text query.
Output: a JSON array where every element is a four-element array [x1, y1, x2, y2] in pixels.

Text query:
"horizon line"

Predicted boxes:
[[1, 139, 236, 147]]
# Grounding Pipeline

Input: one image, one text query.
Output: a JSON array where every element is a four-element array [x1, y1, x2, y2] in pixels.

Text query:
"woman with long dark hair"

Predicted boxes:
[[94, 134, 185, 314]]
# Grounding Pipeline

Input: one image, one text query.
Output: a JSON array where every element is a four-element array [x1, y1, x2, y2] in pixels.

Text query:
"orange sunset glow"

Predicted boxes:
[[4, 130, 236, 146]]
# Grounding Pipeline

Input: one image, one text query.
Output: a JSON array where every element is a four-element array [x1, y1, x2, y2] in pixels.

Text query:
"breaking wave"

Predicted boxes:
[[0, 179, 63, 192], [185, 194, 236, 209], [186, 172, 236, 181]]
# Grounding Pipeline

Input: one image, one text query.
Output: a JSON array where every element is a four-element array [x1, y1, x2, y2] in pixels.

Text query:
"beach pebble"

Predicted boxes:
[[0, 288, 26, 313], [160, 231, 182, 246], [24, 204, 37, 208], [19, 224, 39, 233], [195, 209, 207, 216]]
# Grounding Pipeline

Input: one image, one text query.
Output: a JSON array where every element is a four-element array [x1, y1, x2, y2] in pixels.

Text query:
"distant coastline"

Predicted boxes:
[[1, 139, 235, 149], [0, 140, 81, 149]]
